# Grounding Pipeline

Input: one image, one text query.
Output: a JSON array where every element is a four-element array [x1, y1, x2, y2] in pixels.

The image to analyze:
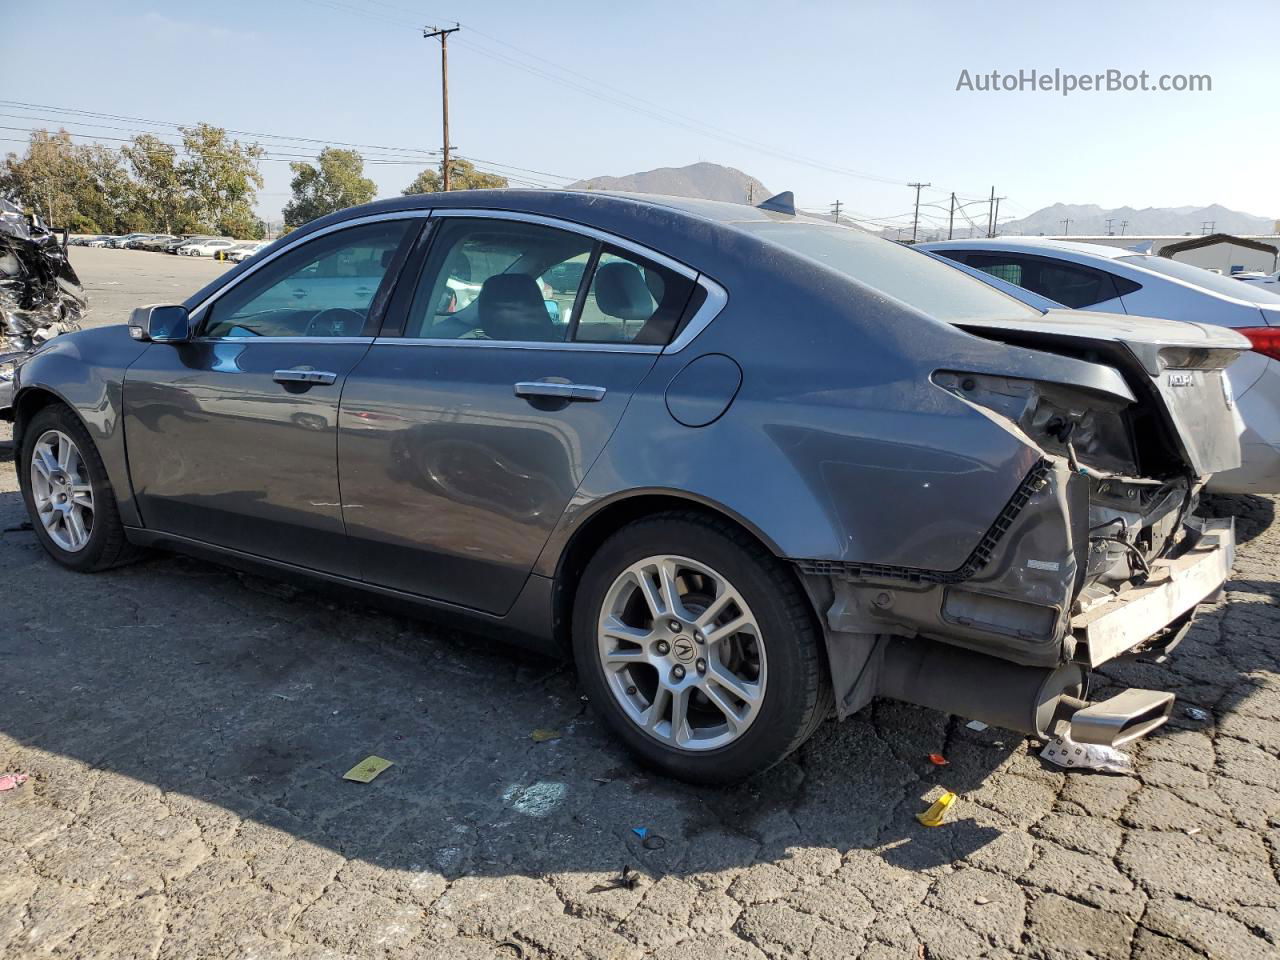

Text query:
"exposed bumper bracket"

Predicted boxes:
[[1073, 517, 1234, 667]]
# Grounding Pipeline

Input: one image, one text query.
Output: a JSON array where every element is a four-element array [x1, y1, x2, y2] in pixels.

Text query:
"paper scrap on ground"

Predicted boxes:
[[1040, 735, 1132, 774], [343, 756, 394, 783], [965, 720, 988, 731], [0, 773, 29, 792], [916, 791, 956, 827], [530, 729, 562, 743]]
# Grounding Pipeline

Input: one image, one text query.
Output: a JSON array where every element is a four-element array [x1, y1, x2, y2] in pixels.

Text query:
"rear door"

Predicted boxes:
[[338, 212, 702, 614], [123, 216, 421, 575]]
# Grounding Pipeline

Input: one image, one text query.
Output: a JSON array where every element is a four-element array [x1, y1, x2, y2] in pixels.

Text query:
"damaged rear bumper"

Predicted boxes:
[[797, 464, 1234, 747], [1073, 517, 1234, 667]]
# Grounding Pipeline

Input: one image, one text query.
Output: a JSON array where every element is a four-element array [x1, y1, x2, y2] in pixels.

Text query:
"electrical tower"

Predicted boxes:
[[830, 200, 843, 223]]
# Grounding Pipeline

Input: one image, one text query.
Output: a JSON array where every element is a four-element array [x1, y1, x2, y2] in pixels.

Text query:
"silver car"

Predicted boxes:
[[7, 192, 1245, 783], [919, 237, 1280, 493]]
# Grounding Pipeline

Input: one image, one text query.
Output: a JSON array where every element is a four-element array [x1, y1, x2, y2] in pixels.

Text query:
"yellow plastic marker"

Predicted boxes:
[[343, 756, 394, 783], [530, 729, 562, 743], [916, 791, 957, 827]]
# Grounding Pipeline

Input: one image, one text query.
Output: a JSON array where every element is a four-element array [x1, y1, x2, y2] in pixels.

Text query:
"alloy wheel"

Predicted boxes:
[[596, 554, 767, 751], [29, 429, 94, 553]]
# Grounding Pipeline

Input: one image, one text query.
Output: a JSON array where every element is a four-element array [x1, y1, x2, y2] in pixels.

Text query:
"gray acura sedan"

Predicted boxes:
[[9, 190, 1244, 782]]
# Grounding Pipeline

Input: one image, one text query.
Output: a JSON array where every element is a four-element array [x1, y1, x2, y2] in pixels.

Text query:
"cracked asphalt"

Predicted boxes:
[[1, 249, 1278, 959]]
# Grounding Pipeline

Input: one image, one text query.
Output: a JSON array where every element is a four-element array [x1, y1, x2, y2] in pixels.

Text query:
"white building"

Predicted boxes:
[[1031, 233, 1280, 274]]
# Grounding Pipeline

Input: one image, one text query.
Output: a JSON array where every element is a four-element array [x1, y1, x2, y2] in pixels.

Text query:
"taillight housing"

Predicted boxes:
[[1237, 327, 1280, 362]]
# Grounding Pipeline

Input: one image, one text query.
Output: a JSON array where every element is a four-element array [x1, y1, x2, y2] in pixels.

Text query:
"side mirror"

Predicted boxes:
[[129, 304, 192, 343]]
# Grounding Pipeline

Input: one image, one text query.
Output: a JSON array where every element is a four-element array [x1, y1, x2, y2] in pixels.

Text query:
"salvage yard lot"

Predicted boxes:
[[1, 249, 1278, 959]]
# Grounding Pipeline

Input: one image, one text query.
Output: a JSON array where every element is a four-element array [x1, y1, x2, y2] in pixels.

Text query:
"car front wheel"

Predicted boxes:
[[573, 512, 832, 784], [19, 403, 139, 572]]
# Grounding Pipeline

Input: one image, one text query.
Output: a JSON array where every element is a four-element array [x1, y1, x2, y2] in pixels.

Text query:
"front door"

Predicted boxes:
[[123, 218, 420, 575], [338, 214, 700, 613]]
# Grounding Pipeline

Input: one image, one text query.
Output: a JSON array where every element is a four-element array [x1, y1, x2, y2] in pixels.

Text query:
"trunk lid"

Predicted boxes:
[[955, 309, 1248, 477]]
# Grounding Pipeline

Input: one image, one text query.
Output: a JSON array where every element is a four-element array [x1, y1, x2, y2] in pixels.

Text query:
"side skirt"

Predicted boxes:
[[123, 527, 560, 657]]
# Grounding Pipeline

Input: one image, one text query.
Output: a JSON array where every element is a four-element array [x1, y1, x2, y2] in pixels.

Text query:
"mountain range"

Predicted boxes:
[[996, 202, 1277, 237], [565, 162, 1276, 238], [567, 162, 771, 205]]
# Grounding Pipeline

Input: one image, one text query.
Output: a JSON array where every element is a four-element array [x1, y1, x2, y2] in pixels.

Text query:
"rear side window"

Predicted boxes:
[[405, 217, 696, 346], [962, 253, 1124, 309]]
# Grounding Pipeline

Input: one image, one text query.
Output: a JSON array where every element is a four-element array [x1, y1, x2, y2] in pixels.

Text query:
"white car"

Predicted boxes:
[[1237, 269, 1280, 292], [222, 241, 269, 263], [918, 237, 1280, 494], [181, 238, 236, 257]]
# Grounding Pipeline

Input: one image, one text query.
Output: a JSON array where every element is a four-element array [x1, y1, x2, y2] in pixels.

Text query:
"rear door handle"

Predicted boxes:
[[274, 369, 338, 385], [514, 381, 606, 402]]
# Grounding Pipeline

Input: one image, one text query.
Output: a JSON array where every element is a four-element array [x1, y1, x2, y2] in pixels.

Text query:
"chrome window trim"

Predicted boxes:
[[371, 337, 662, 354], [189, 206, 730, 353], [429, 208, 696, 279], [426, 208, 729, 353], [666, 276, 728, 355], [187, 210, 433, 325], [192, 336, 376, 345]]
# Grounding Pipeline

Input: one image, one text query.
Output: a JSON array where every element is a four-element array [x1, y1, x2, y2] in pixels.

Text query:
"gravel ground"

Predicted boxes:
[[1, 249, 1277, 959]]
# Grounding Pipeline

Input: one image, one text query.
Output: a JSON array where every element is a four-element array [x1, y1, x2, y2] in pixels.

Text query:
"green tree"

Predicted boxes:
[[1, 130, 138, 234], [177, 123, 265, 237], [122, 134, 185, 233], [402, 157, 508, 195], [283, 148, 377, 228]]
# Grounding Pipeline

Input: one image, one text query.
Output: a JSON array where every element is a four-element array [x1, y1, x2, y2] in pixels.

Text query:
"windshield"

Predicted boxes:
[[739, 220, 1041, 322], [1119, 255, 1280, 304]]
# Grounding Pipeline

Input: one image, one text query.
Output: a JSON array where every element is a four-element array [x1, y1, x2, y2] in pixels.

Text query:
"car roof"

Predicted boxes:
[[918, 237, 1136, 260]]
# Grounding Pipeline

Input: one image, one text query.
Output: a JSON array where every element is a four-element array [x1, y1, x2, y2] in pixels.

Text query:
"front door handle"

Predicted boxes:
[[514, 381, 606, 402], [274, 369, 338, 385]]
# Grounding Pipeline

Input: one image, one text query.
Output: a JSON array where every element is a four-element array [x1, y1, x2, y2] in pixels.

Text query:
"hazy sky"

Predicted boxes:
[[5, 0, 1278, 229]]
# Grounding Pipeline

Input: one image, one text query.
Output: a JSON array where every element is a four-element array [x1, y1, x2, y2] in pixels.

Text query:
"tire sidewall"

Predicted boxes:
[[573, 517, 819, 783], [19, 406, 116, 572]]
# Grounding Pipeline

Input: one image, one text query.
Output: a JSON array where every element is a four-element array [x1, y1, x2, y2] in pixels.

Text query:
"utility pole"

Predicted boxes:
[[1105, 218, 1115, 236], [948, 192, 956, 240], [424, 23, 460, 190], [1201, 220, 1215, 235], [986, 186, 995, 237], [747, 181, 755, 205], [908, 182, 930, 242], [991, 195, 1005, 237], [1060, 218, 1072, 236], [830, 200, 843, 223], [1120, 219, 1129, 236]]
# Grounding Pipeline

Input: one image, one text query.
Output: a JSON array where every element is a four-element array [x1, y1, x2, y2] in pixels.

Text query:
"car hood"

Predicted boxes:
[[955, 308, 1247, 477]]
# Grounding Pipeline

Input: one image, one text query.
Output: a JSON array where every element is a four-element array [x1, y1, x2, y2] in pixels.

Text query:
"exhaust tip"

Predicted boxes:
[[1068, 688, 1175, 747]]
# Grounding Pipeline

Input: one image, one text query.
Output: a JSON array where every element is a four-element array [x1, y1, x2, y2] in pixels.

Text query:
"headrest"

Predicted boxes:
[[594, 262, 654, 323], [477, 273, 553, 341]]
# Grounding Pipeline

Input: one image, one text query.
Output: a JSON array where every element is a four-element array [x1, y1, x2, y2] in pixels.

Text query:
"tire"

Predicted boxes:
[[18, 403, 141, 572], [572, 511, 833, 784]]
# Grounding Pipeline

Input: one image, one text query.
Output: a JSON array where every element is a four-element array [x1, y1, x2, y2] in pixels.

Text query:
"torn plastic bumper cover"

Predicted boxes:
[[0, 198, 87, 410], [796, 459, 1233, 745]]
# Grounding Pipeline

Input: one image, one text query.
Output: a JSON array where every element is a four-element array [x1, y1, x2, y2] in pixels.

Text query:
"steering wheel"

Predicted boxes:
[[303, 308, 366, 338]]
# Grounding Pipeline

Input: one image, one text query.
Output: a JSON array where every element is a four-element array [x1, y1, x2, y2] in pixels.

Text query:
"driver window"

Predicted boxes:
[[202, 220, 412, 339], [405, 218, 594, 341]]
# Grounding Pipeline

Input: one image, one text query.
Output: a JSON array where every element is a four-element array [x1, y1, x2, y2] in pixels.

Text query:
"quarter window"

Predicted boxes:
[[202, 221, 413, 338], [962, 253, 1123, 309], [574, 247, 696, 345]]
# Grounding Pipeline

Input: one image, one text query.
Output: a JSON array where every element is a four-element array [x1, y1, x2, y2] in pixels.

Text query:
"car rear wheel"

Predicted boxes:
[[572, 512, 832, 783], [19, 403, 140, 572]]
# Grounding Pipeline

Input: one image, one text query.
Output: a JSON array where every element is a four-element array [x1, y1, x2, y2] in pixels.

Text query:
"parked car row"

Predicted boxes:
[[6, 189, 1247, 783], [70, 233, 262, 257]]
